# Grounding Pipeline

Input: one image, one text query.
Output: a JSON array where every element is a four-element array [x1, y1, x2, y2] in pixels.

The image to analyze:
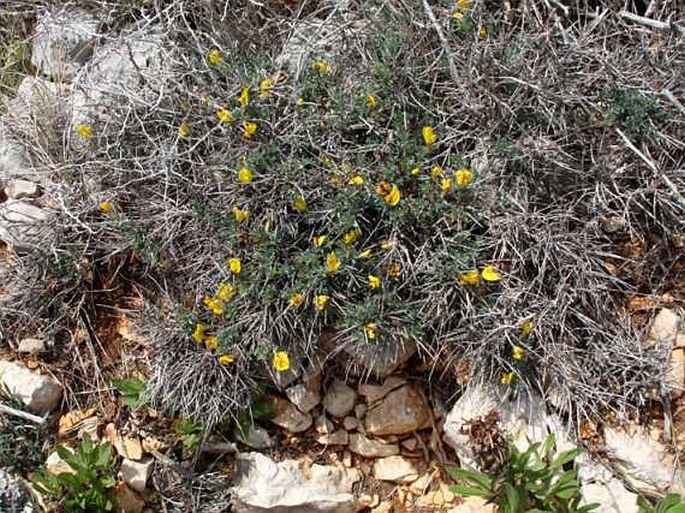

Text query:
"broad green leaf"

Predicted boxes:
[[549, 448, 580, 469], [450, 485, 491, 498]]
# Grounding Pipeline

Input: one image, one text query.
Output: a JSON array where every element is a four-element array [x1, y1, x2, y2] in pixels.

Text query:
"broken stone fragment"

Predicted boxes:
[[0, 360, 62, 413], [372, 455, 418, 484], [323, 379, 357, 418], [364, 385, 430, 436]]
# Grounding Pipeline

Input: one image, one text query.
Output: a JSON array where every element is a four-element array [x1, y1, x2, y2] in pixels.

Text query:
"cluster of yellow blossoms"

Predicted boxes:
[[501, 320, 535, 385]]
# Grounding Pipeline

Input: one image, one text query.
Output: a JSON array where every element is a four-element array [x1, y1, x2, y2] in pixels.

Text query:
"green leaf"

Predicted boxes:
[[549, 448, 580, 469], [450, 485, 491, 498], [503, 482, 522, 511], [449, 467, 493, 490], [578, 502, 601, 512]]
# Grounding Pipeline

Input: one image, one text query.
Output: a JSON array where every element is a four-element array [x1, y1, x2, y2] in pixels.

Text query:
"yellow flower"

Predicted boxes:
[[203, 297, 225, 316], [243, 121, 258, 138], [384, 185, 401, 206], [216, 282, 236, 301], [344, 228, 361, 245], [314, 60, 332, 75], [455, 168, 473, 188], [229, 258, 242, 275], [431, 165, 444, 178], [422, 126, 437, 148], [207, 48, 224, 65], [273, 350, 290, 372], [410, 166, 421, 176], [380, 240, 394, 251], [501, 371, 515, 385], [290, 293, 304, 307], [238, 167, 253, 184], [387, 262, 402, 278], [458, 0, 471, 9], [521, 320, 534, 337], [216, 108, 234, 123], [297, 96, 305, 106], [76, 123, 93, 139], [259, 78, 272, 98], [512, 345, 525, 361], [349, 175, 364, 185], [314, 235, 327, 247], [200, 95, 210, 108], [457, 270, 480, 286], [232, 206, 248, 223], [314, 294, 330, 310], [238, 87, 250, 108], [359, 248, 373, 259], [219, 354, 234, 365], [364, 323, 378, 340], [192, 323, 205, 343], [99, 200, 113, 214], [178, 121, 190, 137], [481, 265, 502, 283], [452, 10, 464, 19], [205, 336, 219, 350], [368, 275, 381, 289], [366, 95, 378, 109], [293, 196, 308, 213], [441, 177, 453, 194], [326, 252, 341, 273], [479, 26, 488, 37]]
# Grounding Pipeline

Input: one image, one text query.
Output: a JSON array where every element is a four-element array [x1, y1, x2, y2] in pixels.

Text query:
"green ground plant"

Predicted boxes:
[[450, 434, 597, 513], [638, 494, 685, 513], [34, 435, 118, 512]]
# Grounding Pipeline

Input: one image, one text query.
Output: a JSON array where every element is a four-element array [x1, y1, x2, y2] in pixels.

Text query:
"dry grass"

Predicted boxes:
[[0, 0, 683, 430]]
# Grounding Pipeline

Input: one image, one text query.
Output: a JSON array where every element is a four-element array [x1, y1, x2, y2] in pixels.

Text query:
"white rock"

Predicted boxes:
[[359, 376, 407, 404], [5, 179, 40, 200], [32, 8, 100, 80], [0, 122, 31, 180], [71, 28, 172, 132], [286, 383, 321, 413], [317, 430, 349, 446], [343, 416, 359, 431], [231, 452, 360, 513], [0, 199, 53, 250], [323, 379, 357, 418], [46, 448, 75, 475], [604, 427, 685, 496], [669, 348, 685, 397], [372, 456, 418, 484], [349, 433, 399, 458], [270, 398, 312, 433], [580, 480, 638, 513], [647, 309, 681, 347], [17, 338, 47, 354], [7, 76, 70, 124], [238, 426, 274, 450], [365, 385, 430, 436], [443, 383, 573, 470], [0, 360, 62, 413], [120, 458, 153, 493]]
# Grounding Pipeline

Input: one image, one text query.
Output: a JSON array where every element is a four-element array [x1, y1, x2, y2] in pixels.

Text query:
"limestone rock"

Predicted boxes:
[[0, 468, 35, 513], [237, 426, 274, 450], [7, 76, 70, 124], [231, 452, 360, 513], [343, 416, 359, 431], [46, 448, 75, 475], [580, 481, 638, 513], [270, 397, 312, 433], [323, 379, 357, 418], [365, 385, 429, 436], [358, 376, 407, 404], [669, 349, 685, 397], [0, 199, 53, 250], [604, 427, 685, 496], [372, 456, 418, 484], [315, 414, 333, 435], [0, 121, 31, 180], [0, 360, 61, 413], [71, 27, 172, 132], [647, 308, 680, 347], [343, 337, 416, 378], [120, 458, 153, 493], [443, 383, 573, 470], [286, 383, 320, 413], [349, 433, 399, 458], [105, 423, 143, 461], [317, 430, 349, 446], [4, 180, 40, 200], [32, 8, 100, 80], [17, 338, 46, 354]]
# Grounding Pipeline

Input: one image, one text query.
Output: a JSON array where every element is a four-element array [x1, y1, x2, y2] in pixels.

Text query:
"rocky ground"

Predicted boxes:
[[1, 1, 684, 512]]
